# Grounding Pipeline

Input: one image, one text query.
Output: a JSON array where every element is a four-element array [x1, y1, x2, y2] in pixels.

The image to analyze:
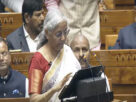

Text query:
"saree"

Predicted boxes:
[[42, 44, 81, 102]]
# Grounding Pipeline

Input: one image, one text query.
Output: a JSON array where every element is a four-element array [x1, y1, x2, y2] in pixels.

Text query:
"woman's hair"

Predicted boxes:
[[43, 8, 67, 32], [37, 9, 67, 49]]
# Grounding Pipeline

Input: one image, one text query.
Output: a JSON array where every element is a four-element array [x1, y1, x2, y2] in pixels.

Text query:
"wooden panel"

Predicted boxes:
[[0, 13, 22, 38], [11, 52, 34, 77], [100, 27, 121, 43], [113, 85, 136, 102], [105, 35, 118, 49], [90, 50, 136, 102], [90, 50, 136, 67], [100, 10, 135, 44], [115, 0, 134, 5], [115, 95, 136, 102], [105, 67, 136, 84], [103, 0, 115, 9], [0, 98, 30, 102], [100, 10, 135, 27], [113, 84, 136, 94]]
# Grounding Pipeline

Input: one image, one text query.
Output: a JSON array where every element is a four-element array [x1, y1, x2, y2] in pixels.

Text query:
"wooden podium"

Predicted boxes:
[[90, 50, 136, 102]]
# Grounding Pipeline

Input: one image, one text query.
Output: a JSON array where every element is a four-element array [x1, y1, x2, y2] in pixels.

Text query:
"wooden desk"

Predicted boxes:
[[0, 98, 30, 102], [90, 50, 136, 102]]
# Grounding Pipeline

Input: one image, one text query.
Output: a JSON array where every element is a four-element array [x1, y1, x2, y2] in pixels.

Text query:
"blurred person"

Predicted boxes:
[[6, 0, 45, 52], [0, 0, 5, 12], [112, 22, 136, 49], [0, 37, 28, 98]]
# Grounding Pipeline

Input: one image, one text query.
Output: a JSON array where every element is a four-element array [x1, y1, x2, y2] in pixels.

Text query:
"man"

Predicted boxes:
[[69, 34, 90, 69], [0, 0, 5, 12], [0, 37, 28, 98], [6, 0, 45, 52], [69, 34, 111, 101], [112, 22, 136, 49]]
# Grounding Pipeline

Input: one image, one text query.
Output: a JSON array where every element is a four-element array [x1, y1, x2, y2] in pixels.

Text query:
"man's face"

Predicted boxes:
[[71, 35, 90, 68], [28, 9, 45, 35], [0, 42, 11, 71]]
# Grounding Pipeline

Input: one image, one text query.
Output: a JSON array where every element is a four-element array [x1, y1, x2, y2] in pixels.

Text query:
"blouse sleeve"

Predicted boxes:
[[29, 53, 49, 94]]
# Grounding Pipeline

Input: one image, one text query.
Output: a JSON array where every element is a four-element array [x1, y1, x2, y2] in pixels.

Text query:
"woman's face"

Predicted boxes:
[[47, 21, 69, 52]]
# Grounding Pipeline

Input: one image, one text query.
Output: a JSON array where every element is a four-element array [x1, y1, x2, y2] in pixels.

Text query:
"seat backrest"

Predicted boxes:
[[11, 52, 34, 77], [105, 34, 118, 49], [0, 13, 22, 38]]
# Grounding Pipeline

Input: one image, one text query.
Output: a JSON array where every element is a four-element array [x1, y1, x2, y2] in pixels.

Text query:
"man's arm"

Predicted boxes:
[[45, 0, 60, 10], [0, 0, 5, 12]]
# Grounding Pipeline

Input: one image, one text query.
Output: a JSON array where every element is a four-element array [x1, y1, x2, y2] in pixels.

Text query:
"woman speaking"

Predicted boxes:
[[28, 9, 81, 102]]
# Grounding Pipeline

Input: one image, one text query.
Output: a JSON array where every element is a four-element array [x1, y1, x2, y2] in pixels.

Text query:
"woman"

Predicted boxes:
[[45, 0, 101, 50], [29, 9, 81, 102]]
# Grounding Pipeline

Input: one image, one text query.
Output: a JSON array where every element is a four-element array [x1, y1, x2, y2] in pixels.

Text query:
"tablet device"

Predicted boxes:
[[59, 65, 103, 99]]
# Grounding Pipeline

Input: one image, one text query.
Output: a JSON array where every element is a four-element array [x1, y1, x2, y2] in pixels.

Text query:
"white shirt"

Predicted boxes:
[[25, 78, 29, 97], [23, 26, 40, 52]]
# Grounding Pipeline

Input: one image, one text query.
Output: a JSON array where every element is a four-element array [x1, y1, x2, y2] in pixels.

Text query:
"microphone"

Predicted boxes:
[[92, 53, 105, 73], [79, 54, 92, 69], [81, 53, 102, 102], [92, 52, 112, 101]]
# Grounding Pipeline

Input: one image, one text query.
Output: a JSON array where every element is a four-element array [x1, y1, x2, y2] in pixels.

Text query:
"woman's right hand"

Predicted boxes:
[[53, 73, 72, 92]]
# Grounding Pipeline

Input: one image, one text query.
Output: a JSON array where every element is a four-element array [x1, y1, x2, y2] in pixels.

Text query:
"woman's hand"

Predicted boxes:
[[53, 73, 72, 92]]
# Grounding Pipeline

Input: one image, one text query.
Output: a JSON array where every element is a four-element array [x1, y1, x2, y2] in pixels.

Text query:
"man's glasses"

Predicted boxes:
[[56, 29, 70, 38], [0, 51, 9, 57]]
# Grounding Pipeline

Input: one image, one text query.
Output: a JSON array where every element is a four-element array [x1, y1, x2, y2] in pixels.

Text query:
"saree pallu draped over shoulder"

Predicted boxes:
[[42, 45, 81, 102]]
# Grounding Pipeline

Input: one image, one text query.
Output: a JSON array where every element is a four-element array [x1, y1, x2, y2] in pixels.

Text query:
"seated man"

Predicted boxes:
[[69, 33, 90, 69], [6, 0, 45, 52], [0, 37, 28, 98], [69, 33, 110, 90], [112, 23, 136, 49], [67, 34, 112, 101], [0, 0, 5, 12]]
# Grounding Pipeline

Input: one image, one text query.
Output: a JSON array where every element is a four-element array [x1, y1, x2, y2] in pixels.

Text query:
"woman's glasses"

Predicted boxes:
[[56, 29, 70, 38]]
